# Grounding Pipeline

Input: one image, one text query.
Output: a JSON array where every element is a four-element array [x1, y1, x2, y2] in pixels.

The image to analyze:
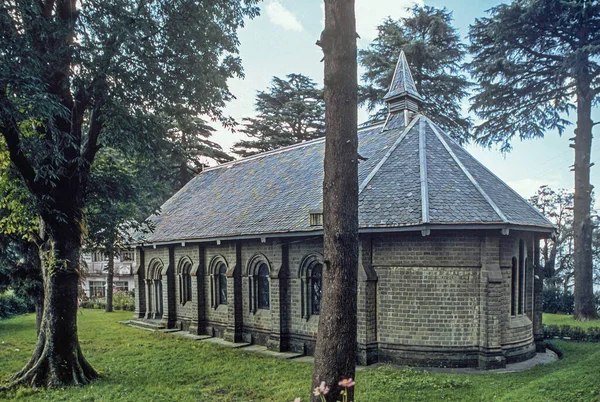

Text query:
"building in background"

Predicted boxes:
[[81, 250, 136, 298]]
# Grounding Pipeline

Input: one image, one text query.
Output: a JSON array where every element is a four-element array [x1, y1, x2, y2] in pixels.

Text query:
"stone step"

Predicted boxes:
[[127, 324, 157, 332], [127, 319, 165, 331], [157, 328, 181, 333], [171, 331, 213, 341], [201, 337, 251, 349], [242, 345, 303, 360]]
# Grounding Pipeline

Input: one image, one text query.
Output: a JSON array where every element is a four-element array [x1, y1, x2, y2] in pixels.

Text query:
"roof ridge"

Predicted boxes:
[[359, 114, 421, 194], [418, 117, 430, 224], [426, 119, 554, 228], [425, 118, 509, 224], [203, 123, 385, 175]]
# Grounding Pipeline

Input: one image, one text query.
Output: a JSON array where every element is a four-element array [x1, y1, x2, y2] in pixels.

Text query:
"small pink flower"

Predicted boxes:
[[293, 398, 301, 402], [313, 381, 330, 396], [338, 378, 355, 388]]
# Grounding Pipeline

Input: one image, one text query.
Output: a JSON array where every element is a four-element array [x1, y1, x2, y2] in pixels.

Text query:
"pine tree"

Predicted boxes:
[[232, 74, 325, 157], [469, 0, 600, 320], [359, 5, 471, 141]]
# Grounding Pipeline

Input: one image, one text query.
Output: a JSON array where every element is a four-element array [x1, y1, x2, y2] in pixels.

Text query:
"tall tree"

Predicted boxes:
[[0, 0, 258, 388], [232, 74, 325, 157], [312, 0, 358, 401], [529, 186, 575, 290], [469, 0, 600, 320], [359, 5, 471, 141]]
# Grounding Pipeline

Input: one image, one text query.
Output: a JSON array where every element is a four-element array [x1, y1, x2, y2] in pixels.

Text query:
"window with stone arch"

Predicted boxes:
[[208, 255, 229, 309], [218, 263, 227, 305], [511, 239, 526, 317], [177, 257, 193, 305], [298, 253, 324, 319], [247, 255, 271, 313]]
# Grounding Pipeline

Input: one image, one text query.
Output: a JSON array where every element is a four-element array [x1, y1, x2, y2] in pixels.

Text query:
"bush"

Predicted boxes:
[[543, 286, 574, 314], [543, 324, 600, 342], [0, 291, 32, 319]]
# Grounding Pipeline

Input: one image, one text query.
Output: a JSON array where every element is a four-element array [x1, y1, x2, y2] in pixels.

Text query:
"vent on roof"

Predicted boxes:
[[309, 211, 323, 226]]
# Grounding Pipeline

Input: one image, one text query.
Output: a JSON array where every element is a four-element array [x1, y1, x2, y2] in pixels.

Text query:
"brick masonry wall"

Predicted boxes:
[[376, 265, 480, 347]]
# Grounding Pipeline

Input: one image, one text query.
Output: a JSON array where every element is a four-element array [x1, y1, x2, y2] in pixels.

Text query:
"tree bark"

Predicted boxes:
[[572, 76, 597, 320], [105, 247, 114, 313], [312, 1, 358, 401], [5, 223, 98, 388]]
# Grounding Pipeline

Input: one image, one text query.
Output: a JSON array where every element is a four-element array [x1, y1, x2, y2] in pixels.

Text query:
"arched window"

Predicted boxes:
[[218, 263, 227, 305], [257, 263, 270, 310], [311, 263, 323, 315], [208, 255, 228, 309], [177, 258, 193, 305], [298, 253, 324, 319], [511, 257, 517, 316], [518, 239, 525, 315]]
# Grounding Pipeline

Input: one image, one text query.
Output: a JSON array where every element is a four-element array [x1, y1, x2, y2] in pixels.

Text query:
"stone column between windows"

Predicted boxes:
[[532, 235, 545, 352], [190, 244, 207, 335], [133, 248, 146, 319], [267, 242, 287, 352], [478, 233, 506, 369], [160, 246, 177, 328], [225, 242, 243, 342], [356, 235, 378, 365]]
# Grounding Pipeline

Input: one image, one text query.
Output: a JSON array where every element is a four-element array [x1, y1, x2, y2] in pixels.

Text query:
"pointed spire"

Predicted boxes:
[[384, 51, 422, 102], [383, 51, 423, 128]]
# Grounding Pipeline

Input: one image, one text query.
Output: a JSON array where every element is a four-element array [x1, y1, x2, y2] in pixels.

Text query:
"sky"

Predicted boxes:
[[209, 0, 599, 211]]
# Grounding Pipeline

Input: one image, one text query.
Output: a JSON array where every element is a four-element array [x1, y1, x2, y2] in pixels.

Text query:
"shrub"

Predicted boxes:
[[0, 291, 31, 319], [543, 286, 574, 314]]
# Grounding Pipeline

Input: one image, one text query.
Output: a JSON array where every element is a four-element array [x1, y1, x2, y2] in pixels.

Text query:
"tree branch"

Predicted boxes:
[[81, 102, 104, 166], [0, 91, 40, 194]]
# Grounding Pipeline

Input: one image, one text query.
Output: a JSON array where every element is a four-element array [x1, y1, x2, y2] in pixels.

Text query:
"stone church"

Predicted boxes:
[[132, 52, 554, 369]]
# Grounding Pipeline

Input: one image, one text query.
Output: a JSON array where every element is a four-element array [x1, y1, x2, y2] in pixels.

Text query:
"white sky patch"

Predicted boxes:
[[266, 1, 303, 32]]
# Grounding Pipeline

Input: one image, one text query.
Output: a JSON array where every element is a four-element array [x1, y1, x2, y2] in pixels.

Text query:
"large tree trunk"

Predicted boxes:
[[312, 1, 358, 401], [5, 222, 98, 388], [105, 248, 114, 313], [572, 76, 598, 321]]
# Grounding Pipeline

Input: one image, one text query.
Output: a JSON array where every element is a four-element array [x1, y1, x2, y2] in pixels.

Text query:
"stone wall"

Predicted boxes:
[[134, 228, 542, 369]]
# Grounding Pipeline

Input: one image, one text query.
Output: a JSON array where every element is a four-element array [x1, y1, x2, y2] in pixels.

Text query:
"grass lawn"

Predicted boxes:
[[0, 311, 599, 401], [543, 313, 600, 329]]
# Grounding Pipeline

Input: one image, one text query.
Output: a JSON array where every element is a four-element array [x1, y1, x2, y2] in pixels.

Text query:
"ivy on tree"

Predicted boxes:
[[232, 74, 325, 157], [469, 0, 600, 320], [359, 5, 471, 141], [0, 0, 258, 389]]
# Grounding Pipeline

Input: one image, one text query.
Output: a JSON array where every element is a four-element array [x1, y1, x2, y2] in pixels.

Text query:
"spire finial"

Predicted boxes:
[[383, 51, 423, 128]]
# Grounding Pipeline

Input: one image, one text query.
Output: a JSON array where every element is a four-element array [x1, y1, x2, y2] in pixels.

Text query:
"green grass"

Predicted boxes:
[[0, 311, 599, 401], [544, 313, 600, 330]]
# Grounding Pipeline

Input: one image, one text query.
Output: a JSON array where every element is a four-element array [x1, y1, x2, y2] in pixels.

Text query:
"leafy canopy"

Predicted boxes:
[[359, 5, 471, 141], [232, 73, 325, 157], [468, 0, 600, 151]]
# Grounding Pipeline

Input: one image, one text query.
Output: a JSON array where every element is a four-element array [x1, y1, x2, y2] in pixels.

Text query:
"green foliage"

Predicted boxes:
[[544, 313, 600, 330], [358, 5, 471, 141], [543, 286, 574, 314], [0, 291, 33, 319], [232, 74, 325, 157], [543, 323, 600, 342], [468, 0, 600, 150]]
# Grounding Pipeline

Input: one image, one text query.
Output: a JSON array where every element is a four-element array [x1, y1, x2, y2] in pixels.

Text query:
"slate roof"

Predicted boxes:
[[142, 52, 554, 245], [143, 113, 553, 244]]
